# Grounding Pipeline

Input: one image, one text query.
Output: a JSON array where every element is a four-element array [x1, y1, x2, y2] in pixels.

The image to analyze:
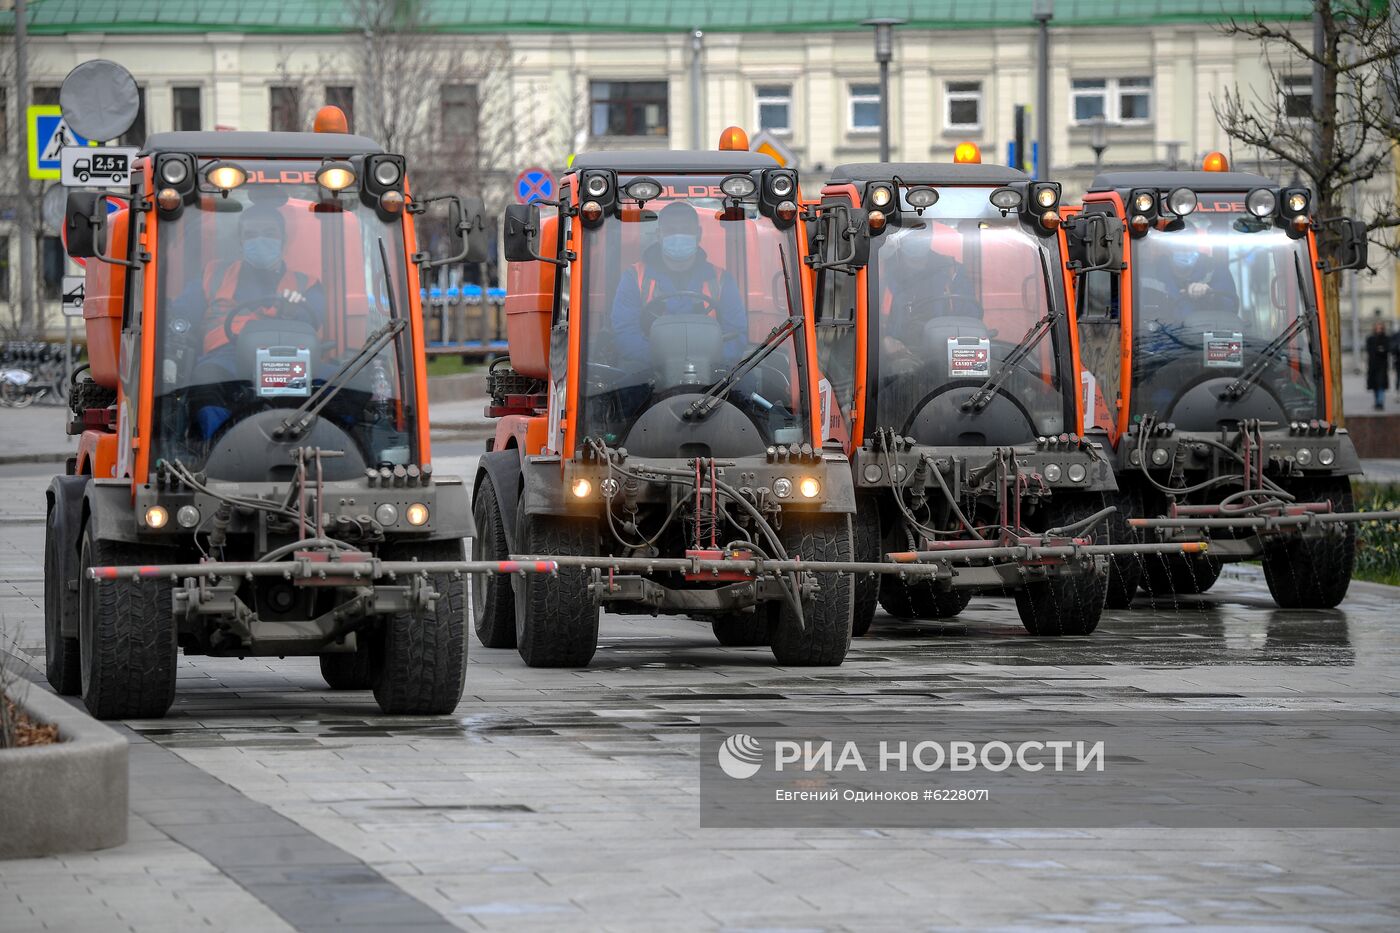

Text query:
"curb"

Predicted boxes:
[[0, 451, 70, 466], [0, 685, 128, 859]]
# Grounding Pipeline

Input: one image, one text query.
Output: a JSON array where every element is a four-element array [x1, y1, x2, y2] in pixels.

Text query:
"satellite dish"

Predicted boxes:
[[60, 60, 140, 143], [41, 185, 67, 236]]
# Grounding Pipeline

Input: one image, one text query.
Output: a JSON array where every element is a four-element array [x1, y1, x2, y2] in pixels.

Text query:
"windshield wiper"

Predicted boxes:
[[276, 239, 406, 440], [961, 252, 1059, 414], [684, 244, 801, 422], [1220, 253, 1313, 402]]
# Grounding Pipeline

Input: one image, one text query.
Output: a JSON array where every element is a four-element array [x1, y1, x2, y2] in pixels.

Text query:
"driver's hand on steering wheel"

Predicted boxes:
[[882, 335, 912, 359], [280, 289, 306, 305], [1187, 282, 1210, 299]]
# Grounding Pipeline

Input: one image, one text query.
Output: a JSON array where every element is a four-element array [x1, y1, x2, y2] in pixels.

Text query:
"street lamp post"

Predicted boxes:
[[1089, 117, 1107, 173], [863, 17, 905, 163], [1033, 0, 1053, 179]]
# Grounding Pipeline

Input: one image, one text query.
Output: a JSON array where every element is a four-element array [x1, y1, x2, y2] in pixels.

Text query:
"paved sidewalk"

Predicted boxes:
[[0, 403, 75, 465]]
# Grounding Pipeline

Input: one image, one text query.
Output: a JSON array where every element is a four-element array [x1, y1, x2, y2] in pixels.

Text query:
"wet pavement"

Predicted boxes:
[[2, 454, 1399, 931]]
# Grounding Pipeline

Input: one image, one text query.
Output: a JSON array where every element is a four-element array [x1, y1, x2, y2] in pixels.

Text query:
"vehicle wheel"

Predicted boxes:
[[878, 575, 973, 621], [1103, 482, 1144, 609], [711, 610, 772, 647], [851, 499, 881, 636], [471, 474, 516, 648], [68, 377, 116, 417], [372, 539, 469, 715], [78, 526, 178, 720], [1141, 551, 1223, 597], [1014, 494, 1105, 636], [514, 509, 599, 668], [319, 644, 376, 690], [2, 382, 35, 408], [43, 503, 81, 695], [1262, 476, 1355, 609], [769, 513, 854, 666]]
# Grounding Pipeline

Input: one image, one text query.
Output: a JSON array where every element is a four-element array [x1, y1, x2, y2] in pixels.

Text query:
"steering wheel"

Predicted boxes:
[[222, 294, 318, 346], [642, 290, 720, 326]]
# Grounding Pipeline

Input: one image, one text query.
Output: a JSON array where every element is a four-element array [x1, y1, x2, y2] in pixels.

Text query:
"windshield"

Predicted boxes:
[[577, 175, 810, 454], [869, 187, 1064, 440], [1130, 201, 1322, 423], [152, 160, 415, 477]]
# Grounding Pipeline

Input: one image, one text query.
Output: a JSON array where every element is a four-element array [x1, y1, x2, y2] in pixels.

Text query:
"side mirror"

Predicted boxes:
[[1064, 212, 1124, 274], [459, 196, 490, 264], [64, 191, 104, 259], [1320, 217, 1368, 273], [503, 203, 545, 264], [807, 205, 870, 272]]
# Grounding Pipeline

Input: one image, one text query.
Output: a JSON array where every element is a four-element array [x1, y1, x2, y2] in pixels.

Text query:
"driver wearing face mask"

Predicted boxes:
[[1150, 240, 1239, 314], [610, 200, 747, 362], [881, 229, 981, 357]]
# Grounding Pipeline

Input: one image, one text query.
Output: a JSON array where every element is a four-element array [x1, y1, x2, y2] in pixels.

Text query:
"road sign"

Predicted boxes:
[[40, 185, 67, 235], [28, 105, 94, 180], [750, 130, 796, 169], [515, 167, 555, 205], [61, 275, 86, 318], [61, 146, 137, 188]]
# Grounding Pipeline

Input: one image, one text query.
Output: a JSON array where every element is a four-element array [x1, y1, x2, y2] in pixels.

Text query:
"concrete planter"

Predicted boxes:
[[0, 687, 128, 859]]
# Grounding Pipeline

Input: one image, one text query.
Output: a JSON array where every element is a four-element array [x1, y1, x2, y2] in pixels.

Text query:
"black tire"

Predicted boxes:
[[514, 509, 600, 668], [1262, 476, 1355, 609], [1103, 482, 1144, 609], [1014, 494, 1105, 636], [769, 513, 854, 666], [319, 646, 376, 690], [851, 499, 881, 636], [43, 502, 81, 695], [78, 526, 178, 720], [372, 539, 469, 715], [711, 611, 773, 647], [878, 575, 973, 620], [1141, 551, 1223, 597], [68, 378, 116, 417], [471, 475, 517, 648]]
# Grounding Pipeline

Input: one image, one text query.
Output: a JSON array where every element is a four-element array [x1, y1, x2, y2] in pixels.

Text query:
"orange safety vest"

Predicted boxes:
[[633, 260, 725, 336], [202, 262, 312, 353]]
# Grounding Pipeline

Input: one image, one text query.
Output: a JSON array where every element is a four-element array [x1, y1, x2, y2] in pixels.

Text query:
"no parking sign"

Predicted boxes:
[[514, 167, 555, 205]]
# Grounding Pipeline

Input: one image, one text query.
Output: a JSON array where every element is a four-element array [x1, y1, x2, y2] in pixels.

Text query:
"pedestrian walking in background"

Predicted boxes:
[[1365, 319, 1391, 410], [1390, 325, 1400, 405]]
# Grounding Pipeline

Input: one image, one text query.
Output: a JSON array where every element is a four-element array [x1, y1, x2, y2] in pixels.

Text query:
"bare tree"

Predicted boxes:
[[1212, 2, 1400, 412]]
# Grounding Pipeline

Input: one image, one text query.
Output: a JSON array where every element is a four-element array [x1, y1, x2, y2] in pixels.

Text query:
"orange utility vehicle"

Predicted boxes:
[[46, 111, 542, 720], [808, 149, 1180, 638], [1068, 154, 1382, 608], [473, 131, 861, 668]]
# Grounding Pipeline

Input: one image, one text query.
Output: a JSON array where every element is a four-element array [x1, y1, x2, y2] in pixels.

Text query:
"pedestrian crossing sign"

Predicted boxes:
[[28, 105, 95, 180]]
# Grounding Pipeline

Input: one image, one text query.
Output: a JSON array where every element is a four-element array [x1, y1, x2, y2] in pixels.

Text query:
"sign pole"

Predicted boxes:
[[15, 0, 37, 336]]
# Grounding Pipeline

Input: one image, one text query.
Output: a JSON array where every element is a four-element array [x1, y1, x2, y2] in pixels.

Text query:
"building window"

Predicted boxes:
[[118, 86, 147, 146], [441, 83, 479, 142], [39, 236, 63, 300], [1282, 74, 1312, 120], [0, 88, 7, 153], [849, 83, 880, 132], [172, 86, 201, 132], [945, 80, 982, 131], [32, 85, 60, 106], [1071, 77, 1152, 125], [590, 81, 668, 137], [0, 235, 9, 303], [270, 86, 301, 132], [326, 86, 355, 131], [756, 84, 792, 134]]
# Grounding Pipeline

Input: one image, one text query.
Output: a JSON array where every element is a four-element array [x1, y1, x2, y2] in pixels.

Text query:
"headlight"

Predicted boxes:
[[160, 159, 189, 186], [571, 478, 592, 498], [1295, 448, 1313, 466], [721, 175, 757, 199], [1150, 447, 1170, 466], [1318, 448, 1335, 466], [1131, 191, 1156, 214], [768, 173, 794, 198], [1166, 186, 1197, 216], [372, 160, 401, 188], [375, 503, 399, 526], [1043, 464, 1063, 482], [1284, 189, 1309, 214], [585, 173, 610, 198], [601, 477, 619, 498], [799, 478, 821, 499], [405, 503, 430, 526], [906, 186, 938, 209], [1067, 463, 1087, 483], [990, 187, 1022, 210], [316, 161, 356, 191], [176, 505, 200, 529], [772, 478, 793, 498], [862, 464, 883, 484], [1128, 450, 1142, 466], [144, 506, 169, 529], [624, 178, 662, 201], [869, 185, 893, 207], [1246, 188, 1277, 218], [1034, 185, 1059, 209], [205, 162, 246, 190]]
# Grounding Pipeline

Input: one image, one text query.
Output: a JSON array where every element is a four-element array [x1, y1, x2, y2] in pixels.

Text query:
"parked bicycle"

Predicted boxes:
[[0, 342, 76, 408]]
